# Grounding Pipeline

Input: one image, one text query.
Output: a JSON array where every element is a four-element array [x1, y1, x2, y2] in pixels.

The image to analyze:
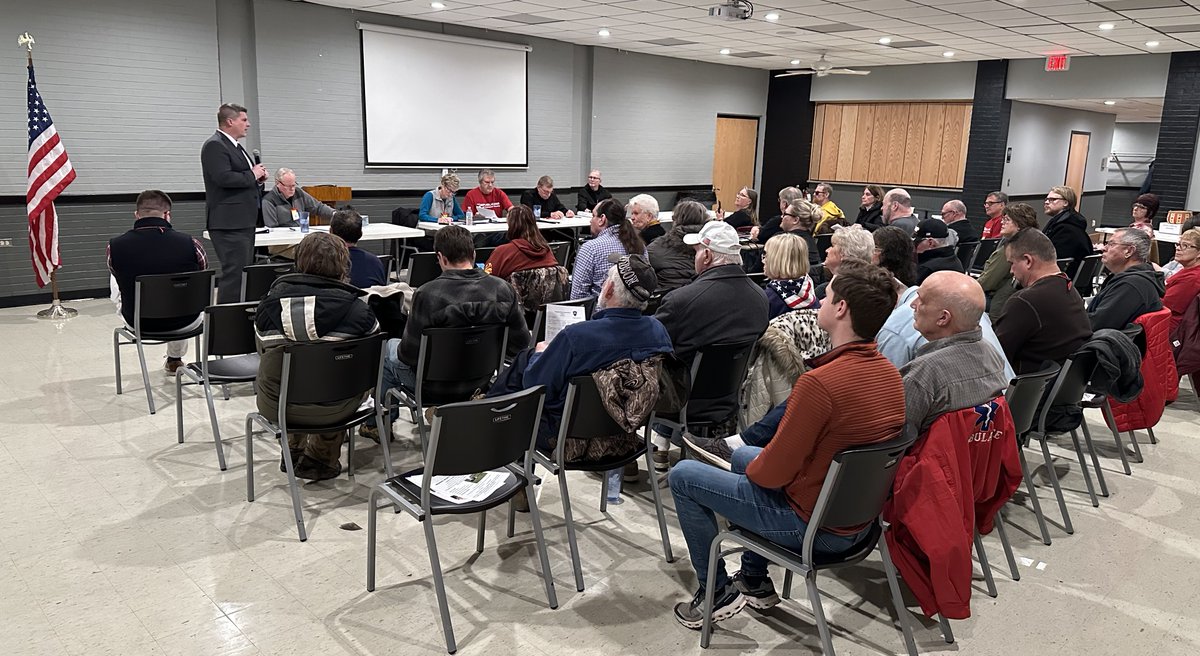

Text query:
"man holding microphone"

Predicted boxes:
[[202, 103, 268, 302]]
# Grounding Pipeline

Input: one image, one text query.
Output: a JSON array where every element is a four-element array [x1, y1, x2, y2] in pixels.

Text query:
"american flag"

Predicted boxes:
[[27, 63, 76, 288]]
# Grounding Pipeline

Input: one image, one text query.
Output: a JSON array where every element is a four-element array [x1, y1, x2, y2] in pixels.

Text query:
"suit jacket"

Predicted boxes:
[[201, 131, 262, 231]]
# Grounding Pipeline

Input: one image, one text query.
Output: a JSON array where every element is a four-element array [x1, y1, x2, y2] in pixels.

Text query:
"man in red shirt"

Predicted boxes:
[[669, 262, 906, 629], [461, 168, 513, 219], [981, 191, 1007, 240]]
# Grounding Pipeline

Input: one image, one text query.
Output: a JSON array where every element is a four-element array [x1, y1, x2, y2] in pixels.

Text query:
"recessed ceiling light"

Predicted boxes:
[[790, 59, 801, 65], [1098, 23, 1115, 30], [430, 1, 444, 8], [1104, 100, 1117, 105], [878, 37, 892, 45], [765, 12, 780, 21], [597, 28, 610, 37], [943, 51, 955, 57], [1146, 40, 1160, 47], [719, 48, 731, 55]]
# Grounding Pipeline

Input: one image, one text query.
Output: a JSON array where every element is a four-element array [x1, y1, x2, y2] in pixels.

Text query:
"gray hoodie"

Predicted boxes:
[[1086, 262, 1165, 331]]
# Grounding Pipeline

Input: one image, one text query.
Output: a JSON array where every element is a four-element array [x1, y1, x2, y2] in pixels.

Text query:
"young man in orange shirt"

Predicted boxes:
[[669, 262, 906, 629]]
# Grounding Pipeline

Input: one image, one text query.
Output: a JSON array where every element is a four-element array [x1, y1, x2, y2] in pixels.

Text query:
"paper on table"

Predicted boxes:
[[544, 303, 586, 343], [475, 206, 498, 220], [405, 471, 510, 504]]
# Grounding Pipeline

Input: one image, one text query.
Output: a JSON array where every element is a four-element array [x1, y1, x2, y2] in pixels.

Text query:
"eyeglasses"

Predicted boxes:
[[1045, 196, 1065, 202], [1000, 216, 1014, 224], [783, 212, 799, 219], [1178, 242, 1198, 251], [983, 200, 1002, 206], [1132, 203, 1148, 210], [587, 175, 601, 180]]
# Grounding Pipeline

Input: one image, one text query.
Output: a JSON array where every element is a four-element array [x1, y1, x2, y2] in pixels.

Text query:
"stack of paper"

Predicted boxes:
[[405, 471, 510, 504]]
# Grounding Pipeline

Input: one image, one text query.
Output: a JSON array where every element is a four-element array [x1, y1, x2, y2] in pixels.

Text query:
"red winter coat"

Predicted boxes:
[[1110, 308, 1178, 432], [885, 406, 980, 620]]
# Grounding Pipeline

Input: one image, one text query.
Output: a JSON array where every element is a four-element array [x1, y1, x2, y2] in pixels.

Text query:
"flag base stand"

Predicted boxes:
[[37, 299, 77, 320]]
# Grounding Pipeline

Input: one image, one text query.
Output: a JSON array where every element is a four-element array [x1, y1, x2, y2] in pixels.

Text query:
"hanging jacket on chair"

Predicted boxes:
[[1109, 308, 1177, 432], [1077, 329, 1144, 403]]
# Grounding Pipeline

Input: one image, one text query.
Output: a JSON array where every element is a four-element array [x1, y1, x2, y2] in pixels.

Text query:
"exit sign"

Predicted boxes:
[[1045, 54, 1071, 71]]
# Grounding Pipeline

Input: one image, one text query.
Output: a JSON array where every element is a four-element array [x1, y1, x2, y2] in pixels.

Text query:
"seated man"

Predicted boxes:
[[419, 173, 464, 224], [254, 232, 380, 481], [994, 228, 1092, 374], [669, 264, 905, 629], [330, 209, 386, 288], [902, 271, 1011, 438], [261, 168, 334, 227], [462, 168, 513, 220], [940, 199, 979, 251], [107, 190, 208, 373], [576, 169, 613, 212], [629, 194, 665, 244], [1087, 227, 1165, 331], [364, 225, 530, 438], [913, 219, 963, 284], [519, 175, 573, 220]]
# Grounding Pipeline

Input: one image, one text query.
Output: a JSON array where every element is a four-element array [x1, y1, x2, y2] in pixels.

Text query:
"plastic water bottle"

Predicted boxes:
[[533, 205, 542, 219], [361, 214, 370, 227], [298, 210, 310, 233], [605, 468, 624, 505], [465, 209, 474, 226]]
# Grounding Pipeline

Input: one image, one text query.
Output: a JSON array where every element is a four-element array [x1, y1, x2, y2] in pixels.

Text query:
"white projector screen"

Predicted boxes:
[[359, 23, 529, 168]]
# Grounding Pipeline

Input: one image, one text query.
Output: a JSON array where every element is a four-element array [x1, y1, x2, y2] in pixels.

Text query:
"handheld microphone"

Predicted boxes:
[[252, 149, 261, 165]]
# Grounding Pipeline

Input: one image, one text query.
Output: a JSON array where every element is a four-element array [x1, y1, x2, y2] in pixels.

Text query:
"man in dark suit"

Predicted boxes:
[[202, 103, 268, 302]]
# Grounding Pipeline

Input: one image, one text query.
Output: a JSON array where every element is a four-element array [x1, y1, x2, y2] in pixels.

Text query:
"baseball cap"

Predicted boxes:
[[913, 218, 949, 242], [606, 253, 658, 301], [683, 220, 742, 255]]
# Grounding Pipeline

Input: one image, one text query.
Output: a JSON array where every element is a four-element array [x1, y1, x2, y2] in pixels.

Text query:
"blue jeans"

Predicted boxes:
[[367, 338, 417, 427], [741, 401, 787, 447], [670, 446, 865, 592]]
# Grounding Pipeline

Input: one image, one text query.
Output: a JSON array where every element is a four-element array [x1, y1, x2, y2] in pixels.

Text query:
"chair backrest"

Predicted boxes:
[[815, 233, 833, 261], [509, 265, 569, 313], [970, 238, 1000, 272], [279, 333, 385, 406], [425, 387, 546, 478], [745, 272, 767, 288], [561, 375, 626, 440], [685, 341, 757, 419], [1072, 253, 1102, 291], [808, 430, 915, 532], [956, 241, 980, 270], [241, 263, 293, 302], [407, 252, 441, 287], [1056, 257, 1072, 272], [377, 254, 395, 282], [1004, 362, 1061, 435], [417, 325, 508, 401], [1036, 352, 1099, 433], [475, 246, 497, 264], [549, 241, 571, 266], [204, 302, 257, 358], [133, 270, 215, 322], [531, 297, 595, 342]]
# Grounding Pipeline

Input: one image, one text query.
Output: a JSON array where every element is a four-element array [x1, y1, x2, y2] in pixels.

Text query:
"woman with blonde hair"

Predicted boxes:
[[762, 232, 817, 319]]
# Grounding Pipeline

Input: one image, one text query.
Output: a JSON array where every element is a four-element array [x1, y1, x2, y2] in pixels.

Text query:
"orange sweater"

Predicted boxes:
[[745, 341, 905, 534]]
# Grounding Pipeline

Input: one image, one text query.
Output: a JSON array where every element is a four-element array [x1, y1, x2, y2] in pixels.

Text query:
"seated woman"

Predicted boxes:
[[1164, 228, 1200, 334], [724, 187, 758, 232], [254, 232, 380, 481], [571, 198, 645, 299], [762, 233, 818, 319], [485, 205, 567, 311], [647, 199, 707, 293], [1130, 193, 1160, 265], [854, 184, 885, 231], [782, 198, 824, 273], [978, 202, 1039, 322], [419, 172, 464, 224]]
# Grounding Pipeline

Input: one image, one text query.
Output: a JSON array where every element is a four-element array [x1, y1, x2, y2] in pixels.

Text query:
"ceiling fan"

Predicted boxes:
[[775, 54, 869, 78]]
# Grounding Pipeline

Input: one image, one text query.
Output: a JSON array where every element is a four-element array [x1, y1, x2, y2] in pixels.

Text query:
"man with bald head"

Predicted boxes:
[[940, 199, 979, 251], [900, 271, 1011, 437], [883, 188, 918, 235]]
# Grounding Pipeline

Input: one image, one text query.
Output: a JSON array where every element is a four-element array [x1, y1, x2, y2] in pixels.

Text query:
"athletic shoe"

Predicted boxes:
[[673, 581, 746, 630], [653, 447, 670, 473], [164, 358, 185, 374], [682, 432, 734, 471], [623, 461, 639, 483], [732, 570, 780, 610]]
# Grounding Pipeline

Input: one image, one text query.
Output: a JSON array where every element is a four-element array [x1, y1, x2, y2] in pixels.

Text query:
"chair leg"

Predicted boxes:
[[557, 471, 585, 592], [645, 450, 674, 563], [113, 330, 124, 395], [175, 371, 186, 444], [378, 411, 396, 480], [367, 488, 381, 591], [1067, 429, 1100, 507], [1076, 425, 1108, 497], [134, 338, 156, 414], [506, 499, 516, 539], [202, 378, 227, 471], [879, 535, 919, 656], [700, 534, 724, 649], [1038, 435, 1074, 534], [599, 470, 609, 513], [526, 480, 559, 610], [1148, 426, 1158, 445], [346, 428, 355, 479], [1100, 401, 1132, 474], [476, 511, 486, 554], [974, 531, 997, 598], [1127, 430, 1145, 463], [1017, 446, 1052, 545], [938, 614, 955, 644], [422, 520, 457, 654], [245, 416, 257, 502], [281, 437, 308, 542], [994, 512, 1020, 581], [782, 570, 793, 600], [806, 574, 837, 655]]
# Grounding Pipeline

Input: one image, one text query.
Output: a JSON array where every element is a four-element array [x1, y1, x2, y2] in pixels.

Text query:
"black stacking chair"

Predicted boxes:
[[241, 262, 293, 302], [658, 340, 756, 446], [549, 241, 572, 267], [699, 431, 923, 656], [243, 334, 387, 541], [969, 238, 1000, 274], [956, 241, 980, 271], [114, 270, 216, 415], [407, 252, 441, 288], [531, 376, 673, 592], [1072, 253, 1103, 297], [1004, 362, 1061, 546], [815, 233, 834, 261], [475, 246, 497, 264], [529, 296, 595, 342], [174, 302, 259, 470], [377, 254, 395, 282], [367, 387, 557, 654]]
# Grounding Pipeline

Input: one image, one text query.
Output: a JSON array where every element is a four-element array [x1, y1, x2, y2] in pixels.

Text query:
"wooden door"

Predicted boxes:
[[712, 115, 759, 213], [1065, 132, 1090, 210]]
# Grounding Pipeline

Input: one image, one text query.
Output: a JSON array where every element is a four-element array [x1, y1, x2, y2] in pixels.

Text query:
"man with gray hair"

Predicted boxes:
[[1087, 227, 1164, 330], [913, 218, 963, 284], [261, 167, 334, 228], [817, 224, 875, 299], [520, 174, 573, 220], [577, 169, 613, 212], [940, 199, 978, 251], [982, 191, 1008, 239], [883, 188, 918, 234], [463, 168, 513, 219], [628, 193, 665, 243]]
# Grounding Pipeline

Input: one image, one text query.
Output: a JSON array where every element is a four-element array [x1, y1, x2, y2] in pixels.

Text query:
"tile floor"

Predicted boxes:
[[1, 298, 1198, 655]]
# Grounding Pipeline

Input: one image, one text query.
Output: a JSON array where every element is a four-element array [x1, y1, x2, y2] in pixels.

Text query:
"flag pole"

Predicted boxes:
[[20, 32, 77, 320]]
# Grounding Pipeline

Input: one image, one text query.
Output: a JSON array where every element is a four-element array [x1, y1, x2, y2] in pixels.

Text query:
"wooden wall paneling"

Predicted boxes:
[[851, 104, 875, 183], [956, 105, 972, 188], [810, 104, 826, 180], [819, 104, 843, 181], [936, 104, 966, 188], [919, 103, 946, 188], [902, 104, 928, 185], [836, 105, 859, 181], [883, 104, 910, 185], [867, 104, 890, 184]]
